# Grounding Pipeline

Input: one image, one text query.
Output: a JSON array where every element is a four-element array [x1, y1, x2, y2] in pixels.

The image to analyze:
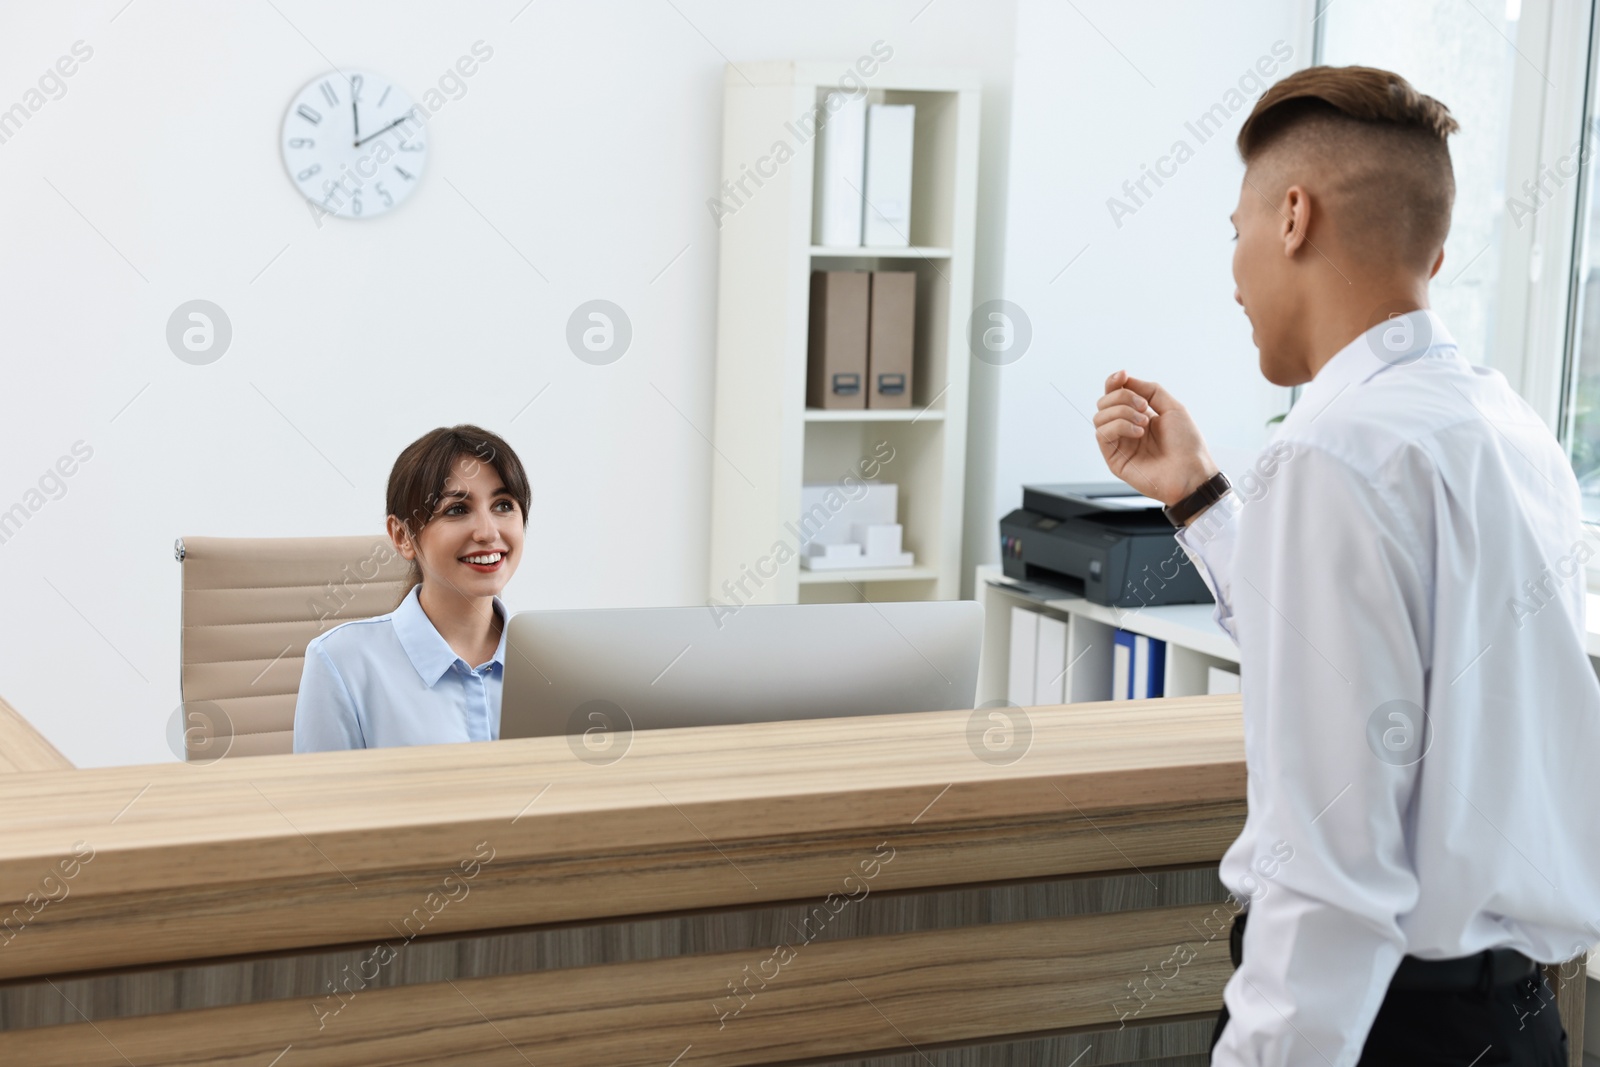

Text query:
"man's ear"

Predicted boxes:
[[1429, 246, 1445, 279], [1282, 184, 1311, 258]]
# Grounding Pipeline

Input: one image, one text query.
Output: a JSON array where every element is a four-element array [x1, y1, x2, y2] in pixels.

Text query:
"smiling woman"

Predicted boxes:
[[293, 425, 531, 753]]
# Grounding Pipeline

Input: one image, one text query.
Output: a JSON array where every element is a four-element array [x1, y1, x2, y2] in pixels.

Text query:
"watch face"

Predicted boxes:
[[281, 70, 427, 219]]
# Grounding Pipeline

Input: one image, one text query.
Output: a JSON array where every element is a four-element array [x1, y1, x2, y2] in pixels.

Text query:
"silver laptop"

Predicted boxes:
[[499, 601, 983, 742]]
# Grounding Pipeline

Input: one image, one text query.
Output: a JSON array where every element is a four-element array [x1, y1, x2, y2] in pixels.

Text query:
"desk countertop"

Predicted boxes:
[[0, 694, 1246, 980]]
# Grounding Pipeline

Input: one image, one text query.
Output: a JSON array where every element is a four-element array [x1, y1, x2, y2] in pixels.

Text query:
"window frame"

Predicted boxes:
[[1298, 1, 1600, 584], [1510, 0, 1592, 431], [1405, 0, 1600, 585], [1306, 0, 1587, 427]]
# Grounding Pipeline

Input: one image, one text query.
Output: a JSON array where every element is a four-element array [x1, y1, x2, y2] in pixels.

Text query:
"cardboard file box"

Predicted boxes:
[[868, 271, 915, 408], [807, 271, 869, 409]]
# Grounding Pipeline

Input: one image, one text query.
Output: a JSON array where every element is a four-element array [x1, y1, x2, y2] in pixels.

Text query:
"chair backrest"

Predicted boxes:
[[176, 535, 412, 760]]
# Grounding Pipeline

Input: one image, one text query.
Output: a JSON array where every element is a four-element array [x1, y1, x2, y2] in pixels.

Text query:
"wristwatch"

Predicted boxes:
[[1163, 470, 1231, 528]]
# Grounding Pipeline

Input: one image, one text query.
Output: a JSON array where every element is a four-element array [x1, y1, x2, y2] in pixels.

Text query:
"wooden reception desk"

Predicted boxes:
[[0, 694, 1583, 1066]]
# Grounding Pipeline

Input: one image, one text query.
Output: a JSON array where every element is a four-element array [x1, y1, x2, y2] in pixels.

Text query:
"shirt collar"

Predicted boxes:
[[392, 584, 508, 687], [1281, 308, 1457, 433]]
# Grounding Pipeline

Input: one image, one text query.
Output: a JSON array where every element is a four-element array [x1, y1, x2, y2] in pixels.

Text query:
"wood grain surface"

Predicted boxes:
[[0, 904, 1236, 1066], [0, 867, 1228, 1030], [0, 695, 71, 773], [0, 696, 1246, 981], [0, 692, 1583, 1066]]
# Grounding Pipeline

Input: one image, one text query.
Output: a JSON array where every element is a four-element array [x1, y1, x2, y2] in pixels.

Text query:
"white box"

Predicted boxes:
[[797, 482, 897, 554], [1008, 607, 1038, 707], [863, 104, 914, 246], [851, 522, 902, 559], [813, 91, 866, 247]]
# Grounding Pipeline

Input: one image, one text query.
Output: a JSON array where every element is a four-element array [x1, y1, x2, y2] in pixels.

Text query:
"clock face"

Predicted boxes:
[[281, 70, 427, 219]]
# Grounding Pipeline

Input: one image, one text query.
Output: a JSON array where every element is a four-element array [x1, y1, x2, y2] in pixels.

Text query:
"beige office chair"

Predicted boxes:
[[175, 535, 413, 760]]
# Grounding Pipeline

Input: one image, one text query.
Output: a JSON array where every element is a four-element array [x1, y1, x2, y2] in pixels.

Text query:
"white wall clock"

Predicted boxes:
[[281, 70, 427, 219]]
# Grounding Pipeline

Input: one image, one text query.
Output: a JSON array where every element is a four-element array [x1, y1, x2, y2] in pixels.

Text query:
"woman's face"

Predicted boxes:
[[393, 453, 524, 600]]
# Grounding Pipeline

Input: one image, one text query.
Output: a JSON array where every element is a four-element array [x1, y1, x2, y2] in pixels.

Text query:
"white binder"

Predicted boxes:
[[1133, 635, 1147, 699], [813, 92, 866, 247], [1111, 629, 1134, 701], [1007, 607, 1038, 706], [863, 103, 914, 246], [1033, 615, 1068, 706]]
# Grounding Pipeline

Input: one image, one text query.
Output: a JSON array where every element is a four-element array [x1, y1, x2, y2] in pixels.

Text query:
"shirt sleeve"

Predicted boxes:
[[293, 642, 367, 753], [1174, 492, 1241, 644], [1212, 444, 1429, 1067]]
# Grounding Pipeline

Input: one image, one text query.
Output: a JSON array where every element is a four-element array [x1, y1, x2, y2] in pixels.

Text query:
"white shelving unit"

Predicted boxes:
[[707, 63, 981, 605], [797, 565, 940, 585], [973, 563, 1240, 706], [808, 246, 953, 258]]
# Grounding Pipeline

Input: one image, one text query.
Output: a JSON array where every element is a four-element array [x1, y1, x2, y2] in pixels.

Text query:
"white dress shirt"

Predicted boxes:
[[1175, 309, 1600, 1065], [293, 584, 506, 752]]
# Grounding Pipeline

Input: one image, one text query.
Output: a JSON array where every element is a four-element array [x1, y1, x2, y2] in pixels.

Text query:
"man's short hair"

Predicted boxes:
[[1237, 66, 1460, 272]]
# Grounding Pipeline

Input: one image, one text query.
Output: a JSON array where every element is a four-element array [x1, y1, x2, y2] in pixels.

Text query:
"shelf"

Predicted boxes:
[[809, 246, 952, 259], [975, 564, 1238, 664], [709, 65, 980, 605], [973, 563, 1241, 706], [804, 408, 945, 422], [798, 566, 940, 585]]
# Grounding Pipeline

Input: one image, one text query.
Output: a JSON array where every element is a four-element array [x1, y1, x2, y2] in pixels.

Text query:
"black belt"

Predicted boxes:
[[1391, 948, 1540, 992], [1230, 910, 1540, 992]]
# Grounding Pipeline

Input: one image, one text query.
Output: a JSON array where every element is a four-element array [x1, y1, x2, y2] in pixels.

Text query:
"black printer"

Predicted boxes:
[[998, 482, 1213, 607]]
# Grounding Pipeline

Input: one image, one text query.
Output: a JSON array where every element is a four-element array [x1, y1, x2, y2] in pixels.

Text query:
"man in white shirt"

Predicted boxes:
[[1094, 65, 1600, 1065]]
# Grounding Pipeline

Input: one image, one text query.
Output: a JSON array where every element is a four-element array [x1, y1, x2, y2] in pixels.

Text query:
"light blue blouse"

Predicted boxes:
[[293, 585, 507, 752]]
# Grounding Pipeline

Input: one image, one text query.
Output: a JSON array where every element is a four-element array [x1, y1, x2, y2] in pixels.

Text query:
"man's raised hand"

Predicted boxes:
[[1093, 369, 1220, 507]]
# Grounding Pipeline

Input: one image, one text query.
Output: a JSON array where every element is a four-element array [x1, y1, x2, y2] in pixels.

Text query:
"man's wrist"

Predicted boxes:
[[1169, 462, 1221, 506], [1163, 469, 1230, 528]]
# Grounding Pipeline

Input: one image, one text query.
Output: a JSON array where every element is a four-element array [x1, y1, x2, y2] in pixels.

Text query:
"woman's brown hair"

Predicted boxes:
[[386, 425, 531, 600]]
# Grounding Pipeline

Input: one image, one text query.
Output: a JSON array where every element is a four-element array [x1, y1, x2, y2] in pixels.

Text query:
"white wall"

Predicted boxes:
[[963, 0, 1304, 590], [0, 0, 1018, 767], [0, 0, 1302, 767]]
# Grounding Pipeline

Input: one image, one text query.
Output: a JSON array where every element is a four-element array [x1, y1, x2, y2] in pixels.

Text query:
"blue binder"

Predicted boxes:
[[1113, 629, 1166, 699]]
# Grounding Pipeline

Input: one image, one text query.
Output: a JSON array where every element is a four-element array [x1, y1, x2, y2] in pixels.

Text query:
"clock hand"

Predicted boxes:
[[354, 116, 410, 148], [352, 98, 359, 144]]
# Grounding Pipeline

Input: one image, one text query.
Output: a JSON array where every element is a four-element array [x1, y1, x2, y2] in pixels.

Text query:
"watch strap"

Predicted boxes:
[[1164, 471, 1231, 528]]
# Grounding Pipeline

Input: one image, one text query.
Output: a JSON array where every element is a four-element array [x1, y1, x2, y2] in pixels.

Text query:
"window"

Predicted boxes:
[[1563, 7, 1600, 519], [1315, 0, 1524, 370], [1315, 0, 1600, 536]]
